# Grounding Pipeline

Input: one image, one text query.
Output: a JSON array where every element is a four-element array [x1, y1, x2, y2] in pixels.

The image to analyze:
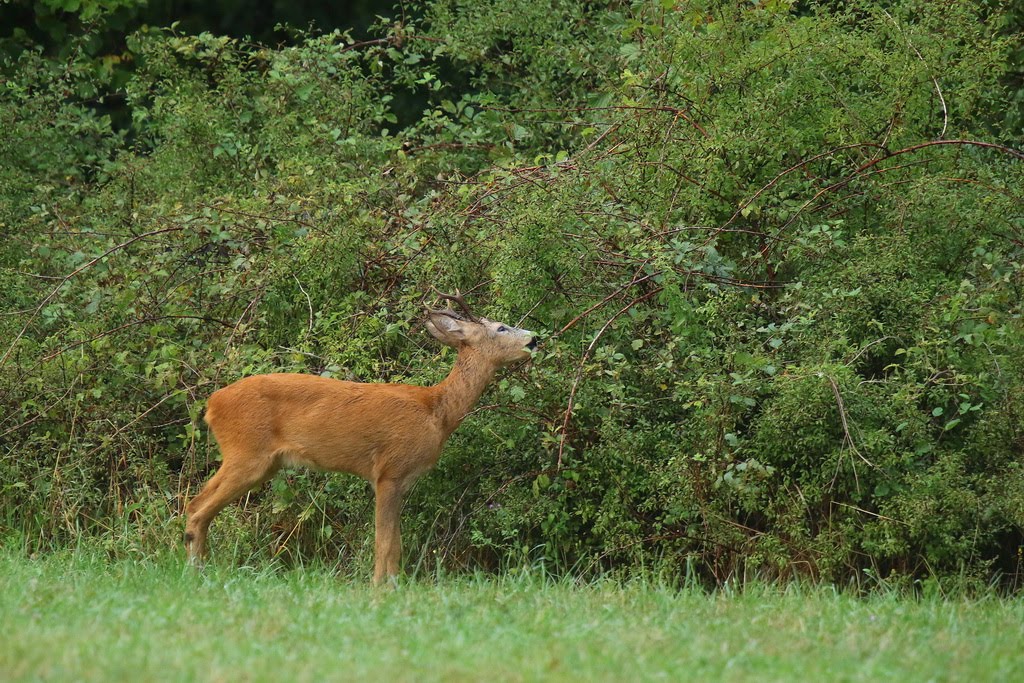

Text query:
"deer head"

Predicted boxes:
[[424, 289, 537, 365]]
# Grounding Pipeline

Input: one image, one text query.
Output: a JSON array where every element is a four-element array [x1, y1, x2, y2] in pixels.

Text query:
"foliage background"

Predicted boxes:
[[2, 0, 1023, 589]]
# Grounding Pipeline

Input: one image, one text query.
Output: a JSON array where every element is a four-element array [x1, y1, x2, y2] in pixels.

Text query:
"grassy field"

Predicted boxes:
[[2, 550, 1023, 682]]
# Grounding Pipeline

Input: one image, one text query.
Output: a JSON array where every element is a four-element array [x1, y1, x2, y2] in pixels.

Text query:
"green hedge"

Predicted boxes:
[[2, 0, 1023, 589]]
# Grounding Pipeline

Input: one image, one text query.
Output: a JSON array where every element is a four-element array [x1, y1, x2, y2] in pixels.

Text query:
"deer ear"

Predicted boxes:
[[425, 312, 468, 343]]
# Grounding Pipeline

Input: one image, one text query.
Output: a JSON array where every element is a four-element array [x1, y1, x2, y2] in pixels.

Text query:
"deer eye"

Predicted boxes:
[[496, 325, 508, 333]]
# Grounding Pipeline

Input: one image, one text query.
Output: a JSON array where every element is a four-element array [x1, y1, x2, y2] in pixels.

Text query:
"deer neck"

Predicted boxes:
[[432, 347, 498, 437]]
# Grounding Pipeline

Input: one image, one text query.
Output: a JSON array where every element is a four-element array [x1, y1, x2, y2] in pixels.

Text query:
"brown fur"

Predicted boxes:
[[185, 310, 536, 584]]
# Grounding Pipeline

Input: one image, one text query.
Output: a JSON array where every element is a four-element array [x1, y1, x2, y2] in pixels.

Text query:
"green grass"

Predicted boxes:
[[2, 551, 1023, 682]]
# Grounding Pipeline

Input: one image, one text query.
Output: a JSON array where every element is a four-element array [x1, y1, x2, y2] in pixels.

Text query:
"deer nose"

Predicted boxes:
[[526, 336, 539, 350]]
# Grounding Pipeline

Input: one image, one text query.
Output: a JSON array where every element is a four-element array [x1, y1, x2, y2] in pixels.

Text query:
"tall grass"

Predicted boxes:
[[2, 548, 1023, 682]]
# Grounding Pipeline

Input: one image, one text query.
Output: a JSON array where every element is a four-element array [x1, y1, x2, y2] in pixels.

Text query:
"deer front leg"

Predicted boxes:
[[373, 478, 408, 585]]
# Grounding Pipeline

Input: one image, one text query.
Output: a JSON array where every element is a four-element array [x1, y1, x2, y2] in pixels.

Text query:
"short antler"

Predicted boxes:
[[429, 286, 480, 323]]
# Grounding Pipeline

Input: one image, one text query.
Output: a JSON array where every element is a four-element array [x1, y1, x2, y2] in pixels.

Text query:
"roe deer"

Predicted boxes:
[[184, 291, 537, 583]]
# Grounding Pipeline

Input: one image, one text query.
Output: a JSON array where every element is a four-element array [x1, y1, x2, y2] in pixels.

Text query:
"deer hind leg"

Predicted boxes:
[[185, 452, 280, 563]]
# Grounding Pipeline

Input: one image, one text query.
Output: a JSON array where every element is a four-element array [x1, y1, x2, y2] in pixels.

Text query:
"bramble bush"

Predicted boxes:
[[1, 0, 1023, 589]]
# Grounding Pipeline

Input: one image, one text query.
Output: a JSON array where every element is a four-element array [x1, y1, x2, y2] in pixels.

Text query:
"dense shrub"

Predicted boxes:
[[2, 0, 1023, 589]]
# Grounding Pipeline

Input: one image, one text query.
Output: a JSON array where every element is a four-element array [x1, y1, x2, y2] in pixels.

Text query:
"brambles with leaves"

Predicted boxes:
[[1, 0, 1022, 589]]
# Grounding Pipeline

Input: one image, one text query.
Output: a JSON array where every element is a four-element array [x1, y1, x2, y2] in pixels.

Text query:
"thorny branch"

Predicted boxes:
[[0, 226, 186, 370], [556, 287, 664, 470]]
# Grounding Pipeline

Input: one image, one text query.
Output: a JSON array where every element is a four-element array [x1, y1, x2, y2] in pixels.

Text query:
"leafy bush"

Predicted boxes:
[[2, 0, 1023, 589]]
